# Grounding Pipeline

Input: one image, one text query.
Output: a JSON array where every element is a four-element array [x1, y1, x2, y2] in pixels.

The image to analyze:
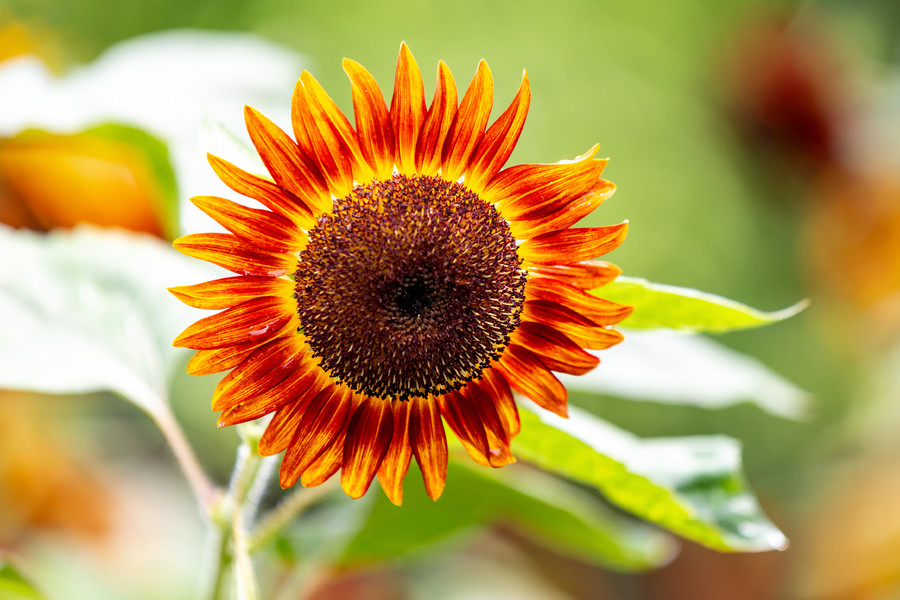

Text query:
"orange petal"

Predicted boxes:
[[442, 60, 492, 182], [244, 106, 333, 215], [438, 391, 491, 467], [390, 42, 426, 175], [211, 335, 310, 412], [343, 58, 395, 180], [525, 276, 634, 326], [529, 260, 622, 290], [376, 400, 412, 506], [185, 317, 298, 376], [486, 151, 606, 216], [207, 153, 316, 227], [279, 386, 354, 487], [465, 71, 530, 193], [496, 345, 568, 417], [409, 396, 447, 501], [173, 295, 296, 350], [218, 361, 328, 427], [511, 321, 599, 375], [258, 392, 315, 457], [415, 61, 458, 176], [189, 196, 304, 253], [518, 222, 629, 266], [457, 384, 515, 467], [341, 399, 394, 499], [300, 428, 346, 487], [508, 180, 616, 239], [291, 79, 353, 198], [522, 300, 625, 350], [168, 275, 294, 310], [173, 233, 296, 277], [480, 367, 520, 437]]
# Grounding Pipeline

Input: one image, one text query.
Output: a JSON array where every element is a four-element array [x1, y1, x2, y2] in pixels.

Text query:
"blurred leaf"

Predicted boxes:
[[0, 560, 48, 600], [0, 225, 217, 414], [599, 276, 808, 332], [514, 405, 788, 552], [336, 461, 674, 572], [560, 330, 810, 419]]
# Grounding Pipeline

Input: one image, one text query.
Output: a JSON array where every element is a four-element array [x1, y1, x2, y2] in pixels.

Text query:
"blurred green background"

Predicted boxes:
[[3, 0, 900, 599]]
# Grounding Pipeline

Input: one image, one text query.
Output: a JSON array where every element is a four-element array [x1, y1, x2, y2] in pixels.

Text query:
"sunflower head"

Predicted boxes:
[[170, 43, 631, 504]]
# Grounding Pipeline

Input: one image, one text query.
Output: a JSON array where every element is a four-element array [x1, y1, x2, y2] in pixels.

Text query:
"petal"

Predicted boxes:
[[518, 222, 629, 265], [496, 345, 568, 417], [510, 321, 599, 375], [173, 233, 296, 277], [522, 300, 625, 350], [480, 367, 520, 437], [438, 391, 491, 467], [300, 427, 346, 487], [442, 60, 492, 182], [486, 150, 607, 216], [465, 71, 530, 194], [529, 260, 622, 290], [376, 400, 412, 506], [341, 399, 394, 499], [343, 58, 395, 180], [169, 275, 295, 310], [508, 180, 616, 239], [207, 153, 316, 227], [243, 107, 332, 214], [457, 384, 515, 467], [415, 61, 458, 176], [525, 276, 634, 326], [189, 196, 305, 253], [173, 296, 295, 350], [390, 42, 426, 175], [185, 327, 292, 376], [278, 385, 354, 487], [211, 336, 311, 413], [409, 396, 447, 501], [258, 387, 320, 457]]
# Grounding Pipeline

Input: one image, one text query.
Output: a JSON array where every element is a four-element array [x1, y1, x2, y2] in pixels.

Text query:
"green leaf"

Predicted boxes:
[[514, 405, 788, 552], [335, 461, 674, 572], [598, 276, 808, 332], [0, 225, 217, 415], [560, 330, 810, 419], [0, 560, 49, 600]]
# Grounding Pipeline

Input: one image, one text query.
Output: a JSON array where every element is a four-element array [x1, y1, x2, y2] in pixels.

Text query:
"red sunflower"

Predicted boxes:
[[170, 43, 630, 504]]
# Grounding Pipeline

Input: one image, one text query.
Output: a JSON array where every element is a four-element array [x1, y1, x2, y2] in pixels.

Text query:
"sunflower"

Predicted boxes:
[[170, 43, 631, 504]]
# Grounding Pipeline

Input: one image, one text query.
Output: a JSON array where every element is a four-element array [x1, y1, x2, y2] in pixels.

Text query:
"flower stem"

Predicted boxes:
[[151, 404, 219, 511], [248, 479, 337, 554]]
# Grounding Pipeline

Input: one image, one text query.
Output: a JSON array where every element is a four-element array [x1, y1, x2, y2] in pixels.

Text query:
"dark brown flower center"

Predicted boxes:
[[294, 174, 526, 401]]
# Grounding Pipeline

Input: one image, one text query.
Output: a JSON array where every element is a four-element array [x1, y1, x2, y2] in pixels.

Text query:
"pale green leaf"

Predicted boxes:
[[598, 276, 808, 332], [515, 404, 788, 552]]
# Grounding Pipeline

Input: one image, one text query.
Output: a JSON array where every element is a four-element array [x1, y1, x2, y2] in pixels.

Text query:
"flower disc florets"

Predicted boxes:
[[294, 174, 526, 401]]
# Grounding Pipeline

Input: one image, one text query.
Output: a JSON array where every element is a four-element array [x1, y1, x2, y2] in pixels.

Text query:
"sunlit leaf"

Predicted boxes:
[[560, 330, 810, 419], [335, 461, 675, 572], [0, 225, 217, 414], [598, 276, 807, 332], [514, 404, 788, 552], [0, 560, 48, 600]]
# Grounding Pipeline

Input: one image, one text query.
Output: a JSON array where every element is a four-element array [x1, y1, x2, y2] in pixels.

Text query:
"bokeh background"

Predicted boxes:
[[3, 0, 900, 598]]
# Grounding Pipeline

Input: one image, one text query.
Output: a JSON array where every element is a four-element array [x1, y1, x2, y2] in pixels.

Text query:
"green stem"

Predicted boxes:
[[248, 479, 337, 554]]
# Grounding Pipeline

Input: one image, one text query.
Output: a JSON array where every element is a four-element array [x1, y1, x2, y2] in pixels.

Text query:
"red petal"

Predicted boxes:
[[300, 428, 346, 487], [508, 180, 616, 239], [279, 386, 354, 487], [243, 106, 332, 214], [465, 71, 530, 193], [341, 399, 394, 499], [185, 318, 297, 376], [480, 368, 520, 437], [518, 222, 629, 265], [218, 360, 328, 427], [376, 400, 412, 506], [343, 58, 395, 180], [522, 300, 625, 350], [525, 277, 634, 326], [458, 383, 515, 467], [511, 321, 599, 375], [409, 396, 447, 501], [442, 60, 492, 182], [169, 275, 294, 310], [207, 153, 316, 227], [173, 233, 296, 277], [173, 296, 295, 350], [390, 42, 426, 175], [415, 61, 458, 176], [529, 261, 622, 290], [438, 391, 491, 467], [189, 196, 305, 253], [496, 345, 568, 417]]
